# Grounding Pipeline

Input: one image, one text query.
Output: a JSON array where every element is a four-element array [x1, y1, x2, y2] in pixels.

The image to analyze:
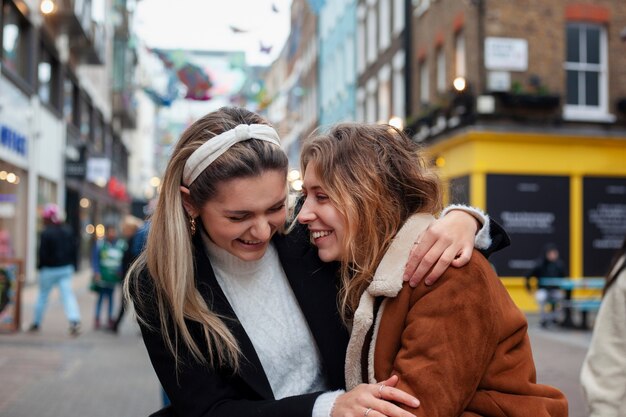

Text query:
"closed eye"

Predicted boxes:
[[268, 203, 286, 213]]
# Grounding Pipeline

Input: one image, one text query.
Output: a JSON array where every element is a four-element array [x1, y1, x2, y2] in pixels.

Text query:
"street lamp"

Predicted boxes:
[[388, 116, 404, 130], [453, 77, 467, 92], [40, 0, 55, 15]]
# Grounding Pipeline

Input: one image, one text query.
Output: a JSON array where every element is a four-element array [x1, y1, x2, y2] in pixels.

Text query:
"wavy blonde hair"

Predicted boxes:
[[300, 123, 442, 322], [125, 107, 288, 370]]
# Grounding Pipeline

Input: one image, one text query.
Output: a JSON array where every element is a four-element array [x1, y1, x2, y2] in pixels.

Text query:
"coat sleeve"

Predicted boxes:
[[131, 273, 324, 417], [378, 262, 500, 417], [580, 270, 626, 417]]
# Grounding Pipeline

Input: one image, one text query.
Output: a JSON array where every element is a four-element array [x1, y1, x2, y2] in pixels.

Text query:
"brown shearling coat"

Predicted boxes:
[[345, 214, 568, 417]]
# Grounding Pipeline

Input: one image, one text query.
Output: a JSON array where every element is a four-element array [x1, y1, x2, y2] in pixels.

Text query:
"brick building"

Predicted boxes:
[[408, 0, 626, 309]]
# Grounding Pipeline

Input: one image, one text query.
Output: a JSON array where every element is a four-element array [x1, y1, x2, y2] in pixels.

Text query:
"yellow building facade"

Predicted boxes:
[[428, 130, 626, 311]]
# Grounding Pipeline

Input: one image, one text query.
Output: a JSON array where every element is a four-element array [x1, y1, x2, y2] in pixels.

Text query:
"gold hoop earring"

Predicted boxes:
[[189, 216, 197, 236]]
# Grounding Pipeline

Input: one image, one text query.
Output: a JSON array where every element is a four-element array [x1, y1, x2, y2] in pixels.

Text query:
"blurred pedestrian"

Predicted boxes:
[[92, 224, 126, 330], [297, 123, 567, 416], [525, 243, 566, 328], [580, 237, 626, 417], [111, 216, 146, 333], [28, 203, 81, 336]]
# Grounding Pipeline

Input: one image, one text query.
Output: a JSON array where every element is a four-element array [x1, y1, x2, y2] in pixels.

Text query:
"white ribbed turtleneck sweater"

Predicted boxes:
[[202, 232, 330, 401]]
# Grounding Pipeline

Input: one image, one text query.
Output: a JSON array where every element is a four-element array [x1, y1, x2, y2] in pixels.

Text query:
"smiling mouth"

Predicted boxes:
[[311, 230, 333, 240], [237, 238, 264, 245]]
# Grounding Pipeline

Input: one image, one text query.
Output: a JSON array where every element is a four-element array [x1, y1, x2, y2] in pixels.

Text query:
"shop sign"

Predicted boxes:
[[485, 37, 528, 71], [0, 125, 27, 157], [486, 174, 570, 277], [86, 158, 111, 186]]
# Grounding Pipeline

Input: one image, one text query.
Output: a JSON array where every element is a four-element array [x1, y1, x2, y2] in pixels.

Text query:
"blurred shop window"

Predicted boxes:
[[455, 32, 466, 79], [1, 0, 32, 83], [63, 74, 80, 128], [79, 92, 92, 144], [420, 59, 430, 105], [0, 164, 27, 262], [564, 23, 609, 120], [38, 40, 61, 111], [93, 111, 104, 154]]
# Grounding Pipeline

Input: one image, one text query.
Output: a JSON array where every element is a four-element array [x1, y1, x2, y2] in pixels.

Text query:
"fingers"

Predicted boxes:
[[407, 236, 454, 287], [377, 384, 420, 408], [378, 374, 399, 387], [421, 245, 457, 285], [402, 231, 438, 286], [371, 401, 418, 417]]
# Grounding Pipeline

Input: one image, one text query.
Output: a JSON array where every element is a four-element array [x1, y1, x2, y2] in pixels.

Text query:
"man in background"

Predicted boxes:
[[29, 203, 81, 336]]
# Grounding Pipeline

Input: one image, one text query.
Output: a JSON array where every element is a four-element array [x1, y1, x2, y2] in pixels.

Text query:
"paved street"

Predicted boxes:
[[1, 268, 594, 417], [0, 269, 161, 417]]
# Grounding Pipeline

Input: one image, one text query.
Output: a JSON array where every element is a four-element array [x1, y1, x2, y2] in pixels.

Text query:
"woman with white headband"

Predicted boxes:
[[126, 107, 507, 417]]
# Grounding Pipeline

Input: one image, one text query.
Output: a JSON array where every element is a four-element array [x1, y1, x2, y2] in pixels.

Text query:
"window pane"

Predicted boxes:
[[63, 78, 75, 124], [566, 25, 579, 63], [586, 27, 600, 64], [585, 71, 599, 106], [2, 4, 22, 74], [566, 70, 579, 105], [38, 47, 53, 104]]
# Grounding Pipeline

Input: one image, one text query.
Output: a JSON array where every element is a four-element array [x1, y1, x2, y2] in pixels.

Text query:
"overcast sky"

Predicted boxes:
[[134, 0, 293, 67]]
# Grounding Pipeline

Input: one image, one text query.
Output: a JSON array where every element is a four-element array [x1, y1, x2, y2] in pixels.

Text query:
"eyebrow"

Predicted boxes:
[[223, 196, 286, 215]]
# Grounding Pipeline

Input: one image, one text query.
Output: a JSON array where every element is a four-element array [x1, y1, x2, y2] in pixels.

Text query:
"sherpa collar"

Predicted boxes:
[[345, 213, 435, 389]]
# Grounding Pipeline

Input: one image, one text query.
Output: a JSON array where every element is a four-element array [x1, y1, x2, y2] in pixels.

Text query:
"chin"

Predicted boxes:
[[317, 250, 339, 263], [233, 249, 266, 262]]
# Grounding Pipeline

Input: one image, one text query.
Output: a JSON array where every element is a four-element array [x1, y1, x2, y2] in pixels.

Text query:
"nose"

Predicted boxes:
[[250, 218, 272, 241], [297, 197, 316, 224]]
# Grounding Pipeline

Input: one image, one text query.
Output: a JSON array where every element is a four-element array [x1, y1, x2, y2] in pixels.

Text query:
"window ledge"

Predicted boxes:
[[563, 107, 616, 123]]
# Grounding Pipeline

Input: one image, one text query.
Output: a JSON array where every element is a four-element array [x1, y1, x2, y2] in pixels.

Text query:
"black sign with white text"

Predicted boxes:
[[486, 174, 570, 276], [583, 177, 626, 276]]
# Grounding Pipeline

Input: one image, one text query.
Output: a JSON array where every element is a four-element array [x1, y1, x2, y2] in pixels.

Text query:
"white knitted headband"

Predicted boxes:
[[182, 124, 281, 186]]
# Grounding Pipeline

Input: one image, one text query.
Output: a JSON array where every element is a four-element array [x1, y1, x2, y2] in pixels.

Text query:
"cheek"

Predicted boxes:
[[270, 209, 287, 226]]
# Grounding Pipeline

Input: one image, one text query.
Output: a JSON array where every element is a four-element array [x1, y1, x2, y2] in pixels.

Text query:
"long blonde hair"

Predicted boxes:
[[300, 123, 442, 322], [125, 107, 288, 370]]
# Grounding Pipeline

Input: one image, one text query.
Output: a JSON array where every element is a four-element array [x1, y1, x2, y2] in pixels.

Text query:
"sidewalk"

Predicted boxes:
[[0, 269, 594, 417], [526, 315, 593, 417], [0, 268, 161, 417]]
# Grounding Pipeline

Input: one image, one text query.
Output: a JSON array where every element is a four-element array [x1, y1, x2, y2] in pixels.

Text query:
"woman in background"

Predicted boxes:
[[581, 237, 626, 417]]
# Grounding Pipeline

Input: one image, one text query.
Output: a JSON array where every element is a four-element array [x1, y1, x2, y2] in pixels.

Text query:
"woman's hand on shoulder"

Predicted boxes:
[[332, 375, 419, 417], [403, 210, 479, 287]]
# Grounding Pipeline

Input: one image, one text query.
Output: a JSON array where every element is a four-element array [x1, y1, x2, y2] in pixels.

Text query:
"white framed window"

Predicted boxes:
[[357, 7, 366, 74], [366, 78, 378, 122], [420, 60, 429, 104], [392, 51, 405, 118], [393, 0, 405, 34], [378, 65, 391, 122], [436, 47, 446, 93], [366, 6, 377, 64], [345, 35, 355, 85], [393, 70, 405, 118], [455, 32, 466, 78], [563, 23, 614, 122], [357, 88, 366, 122], [379, 0, 391, 51]]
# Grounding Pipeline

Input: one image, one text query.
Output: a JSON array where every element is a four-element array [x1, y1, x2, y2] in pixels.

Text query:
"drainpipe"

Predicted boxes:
[[474, 0, 486, 94], [403, 0, 412, 119]]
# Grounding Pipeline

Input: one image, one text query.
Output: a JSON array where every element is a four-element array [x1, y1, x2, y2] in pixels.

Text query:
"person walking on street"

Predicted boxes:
[[28, 203, 81, 336], [580, 237, 626, 417], [112, 216, 146, 333], [92, 224, 126, 330], [525, 243, 567, 328]]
